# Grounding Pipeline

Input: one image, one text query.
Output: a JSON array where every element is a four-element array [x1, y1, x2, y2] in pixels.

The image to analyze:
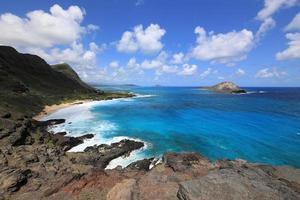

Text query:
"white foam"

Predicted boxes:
[[41, 98, 151, 168], [133, 94, 157, 98]]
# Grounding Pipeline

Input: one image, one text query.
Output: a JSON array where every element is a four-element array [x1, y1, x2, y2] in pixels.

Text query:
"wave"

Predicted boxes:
[[133, 93, 157, 98], [233, 91, 267, 95]]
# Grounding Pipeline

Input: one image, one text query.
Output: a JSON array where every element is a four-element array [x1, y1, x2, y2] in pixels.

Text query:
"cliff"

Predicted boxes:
[[0, 46, 132, 118]]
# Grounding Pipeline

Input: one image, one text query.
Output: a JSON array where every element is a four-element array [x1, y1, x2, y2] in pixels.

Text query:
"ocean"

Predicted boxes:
[[43, 86, 300, 168]]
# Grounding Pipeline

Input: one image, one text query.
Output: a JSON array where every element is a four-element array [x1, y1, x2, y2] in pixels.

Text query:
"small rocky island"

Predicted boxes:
[[1, 46, 299, 200], [203, 81, 247, 94]]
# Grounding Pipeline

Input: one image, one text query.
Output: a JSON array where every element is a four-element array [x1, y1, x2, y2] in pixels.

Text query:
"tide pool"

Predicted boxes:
[[43, 86, 300, 168]]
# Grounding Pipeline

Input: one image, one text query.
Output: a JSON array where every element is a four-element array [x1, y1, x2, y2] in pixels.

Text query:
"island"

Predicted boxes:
[[0, 46, 299, 200], [203, 81, 247, 94]]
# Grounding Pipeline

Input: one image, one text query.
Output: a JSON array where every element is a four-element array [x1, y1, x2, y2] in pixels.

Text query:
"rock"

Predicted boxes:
[[106, 179, 137, 200], [52, 134, 87, 152], [0, 118, 16, 139], [37, 119, 66, 127], [1, 113, 11, 119], [77, 134, 94, 140], [163, 152, 212, 172], [203, 82, 246, 94], [0, 168, 31, 193], [177, 164, 300, 200], [126, 158, 154, 171], [72, 139, 144, 169]]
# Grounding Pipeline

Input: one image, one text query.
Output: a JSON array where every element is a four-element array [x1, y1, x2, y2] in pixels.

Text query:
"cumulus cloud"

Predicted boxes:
[[0, 4, 93, 48], [191, 26, 254, 65], [0, 4, 102, 81], [285, 12, 300, 31], [117, 24, 166, 54], [255, 68, 287, 78], [256, 0, 298, 21], [109, 61, 119, 68], [276, 33, 300, 60], [171, 52, 185, 64], [141, 51, 168, 69], [28, 42, 99, 72], [178, 64, 197, 76]]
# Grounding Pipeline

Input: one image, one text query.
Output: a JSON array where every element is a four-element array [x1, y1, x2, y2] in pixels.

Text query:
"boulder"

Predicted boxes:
[[177, 164, 300, 200]]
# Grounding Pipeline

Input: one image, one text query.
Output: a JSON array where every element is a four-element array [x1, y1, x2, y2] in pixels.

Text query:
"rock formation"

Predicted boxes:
[[203, 82, 247, 94]]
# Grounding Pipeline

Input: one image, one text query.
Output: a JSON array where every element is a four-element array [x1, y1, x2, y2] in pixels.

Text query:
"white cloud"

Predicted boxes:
[[0, 4, 103, 82], [256, 0, 298, 21], [27, 41, 98, 72], [235, 68, 246, 76], [255, 18, 276, 41], [135, 0, 145, 6], [285, 12, 300, 31], [117, 24, 166, 54], [141, 51, 168, 69], [276, 33, 300, 60], [87, 24, 100, 32], [199, 68, 212, 79], [191, 26, 254, 65], [178, 64, 197, 76], [109, 61, 119, 68], [171, 52, 184, 64], [255, 0, 299, 42], [255, 68, 287, 78], [0, 4, 92, 48]]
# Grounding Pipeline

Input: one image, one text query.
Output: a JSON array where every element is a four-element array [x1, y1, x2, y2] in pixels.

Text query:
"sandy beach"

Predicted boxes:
[[33, 99, 95, 120]]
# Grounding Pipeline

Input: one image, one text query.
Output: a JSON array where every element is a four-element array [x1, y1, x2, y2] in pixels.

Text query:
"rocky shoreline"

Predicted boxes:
[[0, 46, 299, 199], [1, 112, 300, 200]]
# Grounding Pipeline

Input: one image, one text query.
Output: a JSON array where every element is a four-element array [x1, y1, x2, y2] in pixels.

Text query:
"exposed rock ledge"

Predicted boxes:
[[1, 113, 300, 200], [203, 81, 247, 94]]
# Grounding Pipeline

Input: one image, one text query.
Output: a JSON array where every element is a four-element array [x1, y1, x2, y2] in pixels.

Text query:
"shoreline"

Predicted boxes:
[[33, 99, 96, 121]]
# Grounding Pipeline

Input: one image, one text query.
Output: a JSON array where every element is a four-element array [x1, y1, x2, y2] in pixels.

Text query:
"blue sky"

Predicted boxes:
[[0, 0, 300, 86]]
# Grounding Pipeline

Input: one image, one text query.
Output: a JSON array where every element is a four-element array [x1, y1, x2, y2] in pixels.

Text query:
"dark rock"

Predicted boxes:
[[51, 133, 94, 152], [37, 119, 65, 127], [1, 113, 11, 119], [77, 134, 94, 140], [126, 158, 154, 171], [56, 132, 67, 136], [163, 152, 211, 172], [73, 139, 144, 169], [0, 168, 31, 193]]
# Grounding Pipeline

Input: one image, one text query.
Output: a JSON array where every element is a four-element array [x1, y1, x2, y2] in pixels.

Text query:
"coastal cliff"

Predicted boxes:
[[203, 82, 247, 94], [0, 46, 299, 200], [0, 46, 133, 119]]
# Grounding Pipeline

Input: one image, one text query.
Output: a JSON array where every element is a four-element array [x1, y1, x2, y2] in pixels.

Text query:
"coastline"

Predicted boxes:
[[33, 99, 97, 121]]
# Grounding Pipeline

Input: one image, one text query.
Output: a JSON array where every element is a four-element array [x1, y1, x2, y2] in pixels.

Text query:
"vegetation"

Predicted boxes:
[[0, 46, 133, 119]]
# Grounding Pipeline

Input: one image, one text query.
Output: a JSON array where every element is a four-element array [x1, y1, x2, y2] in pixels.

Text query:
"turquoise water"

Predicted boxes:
[[46, 86, 300, 168]]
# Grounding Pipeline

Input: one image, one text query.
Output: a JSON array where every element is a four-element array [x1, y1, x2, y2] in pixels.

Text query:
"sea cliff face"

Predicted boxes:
[[0, 46, 299, 200]]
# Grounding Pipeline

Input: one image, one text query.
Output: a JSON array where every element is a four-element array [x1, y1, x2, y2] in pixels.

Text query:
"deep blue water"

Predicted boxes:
[[47, 86, 300, 168]]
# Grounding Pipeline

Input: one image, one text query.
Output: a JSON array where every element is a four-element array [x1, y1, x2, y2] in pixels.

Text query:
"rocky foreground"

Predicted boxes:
[[1, 113, 300, 200]]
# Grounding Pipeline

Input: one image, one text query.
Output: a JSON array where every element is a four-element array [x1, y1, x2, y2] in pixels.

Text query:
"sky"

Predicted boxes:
[[0, 0, 300, 86]]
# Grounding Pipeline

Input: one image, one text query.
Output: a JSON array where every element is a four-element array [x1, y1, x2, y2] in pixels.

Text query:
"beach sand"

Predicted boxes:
[[33, 99, 95, 121]]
